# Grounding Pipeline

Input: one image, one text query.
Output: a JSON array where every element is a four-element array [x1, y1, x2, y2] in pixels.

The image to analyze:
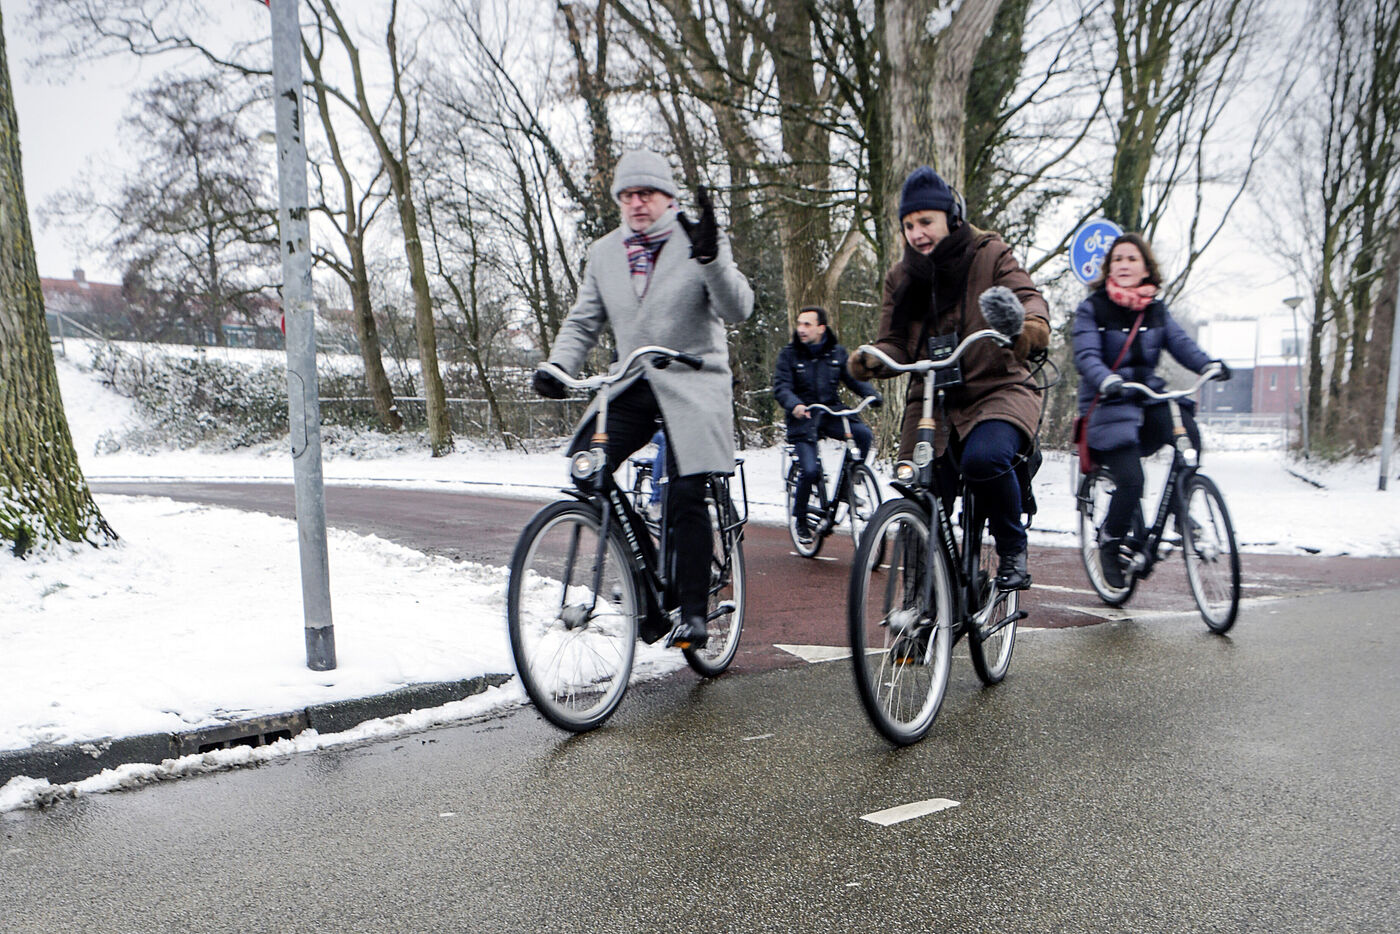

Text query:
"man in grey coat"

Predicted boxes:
[[533, 149, 754, 648]]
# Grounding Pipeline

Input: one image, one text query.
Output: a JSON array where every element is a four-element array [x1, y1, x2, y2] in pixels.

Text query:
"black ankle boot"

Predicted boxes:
[[995, 549, 1031, 591], [670, 614, 709, 650], [1099, 537, 1126, 588]]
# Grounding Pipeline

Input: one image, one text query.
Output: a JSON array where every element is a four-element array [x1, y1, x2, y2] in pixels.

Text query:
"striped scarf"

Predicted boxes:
[[624, 229, 671, 298]]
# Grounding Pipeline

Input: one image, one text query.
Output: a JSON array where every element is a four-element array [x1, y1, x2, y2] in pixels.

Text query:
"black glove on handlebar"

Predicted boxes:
[[677, 185, 718, 264], [532, 369, 568, 400], [869, 393, 883, 409], [1211, 359, 1232, 381]]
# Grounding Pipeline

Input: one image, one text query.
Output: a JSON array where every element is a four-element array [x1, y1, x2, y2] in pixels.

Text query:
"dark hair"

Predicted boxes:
[[1088, 232, 1163, 291], [797, 305, 828, 326]]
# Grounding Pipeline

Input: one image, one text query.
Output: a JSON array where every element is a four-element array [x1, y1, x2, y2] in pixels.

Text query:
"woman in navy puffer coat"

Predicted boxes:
[[1071, 233, 1227, 586]]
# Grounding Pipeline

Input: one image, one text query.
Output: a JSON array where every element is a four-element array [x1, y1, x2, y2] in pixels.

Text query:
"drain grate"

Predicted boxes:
[[178, 713, 308, 757]]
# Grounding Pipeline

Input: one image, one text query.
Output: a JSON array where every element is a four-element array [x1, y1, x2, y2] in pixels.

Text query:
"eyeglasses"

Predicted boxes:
[[618, 188, 663, 204]]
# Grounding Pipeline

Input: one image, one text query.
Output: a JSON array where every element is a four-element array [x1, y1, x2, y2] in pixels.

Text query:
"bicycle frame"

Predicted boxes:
[[1083, 366, 1224, 582], [786, 396, 877, 532], [540, 346, 748, 636], [856, 333, 1023, 636]]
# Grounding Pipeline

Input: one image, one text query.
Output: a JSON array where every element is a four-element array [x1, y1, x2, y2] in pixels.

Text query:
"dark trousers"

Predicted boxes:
[[793, 417, 874, 521], [936, 419, 1027, 557], [1094, 403, 1202, 540], [568, 379, 712, 619]]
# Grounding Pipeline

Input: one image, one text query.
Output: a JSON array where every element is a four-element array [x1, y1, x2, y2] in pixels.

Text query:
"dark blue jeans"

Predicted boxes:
[[793, 417, 873, 521], [937, 419, 1027, 557]]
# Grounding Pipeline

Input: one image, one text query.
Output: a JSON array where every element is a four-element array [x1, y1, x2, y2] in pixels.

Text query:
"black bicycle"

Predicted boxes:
[[847, 332, 1029, 745], [1076, 365, 1240, 633], [783, 396, 883, 557], [506, 346, 748, 732]]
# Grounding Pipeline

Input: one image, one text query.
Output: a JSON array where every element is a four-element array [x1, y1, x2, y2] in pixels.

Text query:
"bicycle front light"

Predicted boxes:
[[894, 460, 918, 482], [571, 448, 606, 481]]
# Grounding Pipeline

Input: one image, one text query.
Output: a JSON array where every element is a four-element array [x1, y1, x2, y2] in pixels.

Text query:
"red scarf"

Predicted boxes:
[[1106, 279, 1158, 312]]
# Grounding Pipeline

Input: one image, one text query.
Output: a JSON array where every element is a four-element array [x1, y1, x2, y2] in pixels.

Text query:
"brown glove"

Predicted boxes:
[[1013, 317, 1050, 361], [848, 350, 879, 382]]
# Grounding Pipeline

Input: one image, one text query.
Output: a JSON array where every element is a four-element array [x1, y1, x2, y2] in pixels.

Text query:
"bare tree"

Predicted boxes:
[[0, 9, 114, 556]]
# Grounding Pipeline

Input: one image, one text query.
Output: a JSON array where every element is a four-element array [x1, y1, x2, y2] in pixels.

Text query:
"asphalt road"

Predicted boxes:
[[3, 586, 1397, 932]]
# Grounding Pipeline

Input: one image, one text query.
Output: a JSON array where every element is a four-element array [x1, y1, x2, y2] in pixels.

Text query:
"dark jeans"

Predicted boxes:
[[568, 379, 712, 619], [793, 417, 874, 522], [1094, 403, 1202, 540], [935, 419, 1027, 557]]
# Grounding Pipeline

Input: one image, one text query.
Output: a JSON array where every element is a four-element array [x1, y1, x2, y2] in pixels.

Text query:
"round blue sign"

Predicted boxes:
[[1069, 218, 1124, 284]]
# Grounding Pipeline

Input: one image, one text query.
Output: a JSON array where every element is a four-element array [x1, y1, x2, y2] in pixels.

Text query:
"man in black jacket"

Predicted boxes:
[[773, 306, 880, 542]]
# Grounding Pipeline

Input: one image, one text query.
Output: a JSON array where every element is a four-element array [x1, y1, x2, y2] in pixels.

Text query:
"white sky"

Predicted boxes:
[[2, 343, 1397, 812]]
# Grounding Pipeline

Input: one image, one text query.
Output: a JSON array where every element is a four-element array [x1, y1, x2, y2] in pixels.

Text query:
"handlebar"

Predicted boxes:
[[1119, 363, 1226, 401], [803, 396, 880, 418], [538, 345, 704, 392], [855, 328, 1012, 375]]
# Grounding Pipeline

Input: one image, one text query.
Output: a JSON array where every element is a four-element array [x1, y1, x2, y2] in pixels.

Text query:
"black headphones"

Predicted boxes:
[[948, 186, 966, 230]]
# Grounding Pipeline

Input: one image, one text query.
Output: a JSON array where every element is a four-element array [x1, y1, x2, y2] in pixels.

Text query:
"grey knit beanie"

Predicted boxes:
[[610, 149, 678, 201]]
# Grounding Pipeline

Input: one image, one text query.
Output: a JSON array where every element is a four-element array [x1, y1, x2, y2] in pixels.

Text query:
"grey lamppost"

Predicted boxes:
[[1283, 296, 1308, 458]]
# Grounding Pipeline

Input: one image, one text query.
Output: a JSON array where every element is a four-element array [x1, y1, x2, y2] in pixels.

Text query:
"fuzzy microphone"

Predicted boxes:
[[979, 286, 1025, 338]]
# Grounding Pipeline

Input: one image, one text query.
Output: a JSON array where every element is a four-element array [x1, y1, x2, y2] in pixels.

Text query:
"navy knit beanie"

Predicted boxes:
[[898, 166, 954, 220]]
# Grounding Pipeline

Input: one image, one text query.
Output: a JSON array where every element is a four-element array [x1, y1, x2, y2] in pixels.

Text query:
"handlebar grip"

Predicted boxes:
[[675, 352, 705, 370]]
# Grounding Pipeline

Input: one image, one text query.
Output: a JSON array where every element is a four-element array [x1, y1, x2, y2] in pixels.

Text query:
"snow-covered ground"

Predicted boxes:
[[3, 348, 1397, 811]]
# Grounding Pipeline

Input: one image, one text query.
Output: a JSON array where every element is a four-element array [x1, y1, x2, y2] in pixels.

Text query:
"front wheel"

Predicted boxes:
[[507, 500, 639, 732], [1181, 474, 1241, 633], [848, 500, 954, 745], [684, 482, 746, 676], [785, 461, 824, 558], [967, 515, 1018, 685], [1078, 468, 1137, 605]]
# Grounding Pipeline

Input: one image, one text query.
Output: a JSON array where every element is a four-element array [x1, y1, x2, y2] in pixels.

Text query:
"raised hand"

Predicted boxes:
[[677, 185, 718, 264]]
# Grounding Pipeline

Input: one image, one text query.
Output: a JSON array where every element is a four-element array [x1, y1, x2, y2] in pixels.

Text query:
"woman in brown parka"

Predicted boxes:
[[849, 166, 1050, 590]]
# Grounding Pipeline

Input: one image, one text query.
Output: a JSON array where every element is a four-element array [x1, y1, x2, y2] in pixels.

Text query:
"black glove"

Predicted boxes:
[[868, 393, 883, 409], [1210, 359, 1232, 381], [532, 368, 568, 400], [1099, 374, 1124, 398], [677, 185, 718, 264]]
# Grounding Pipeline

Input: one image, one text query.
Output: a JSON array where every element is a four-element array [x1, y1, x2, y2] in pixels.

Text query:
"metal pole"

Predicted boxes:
[[1380, 281, 1400, 491], [270, 0, 335, 670], [1285, 297, 1308, 458]]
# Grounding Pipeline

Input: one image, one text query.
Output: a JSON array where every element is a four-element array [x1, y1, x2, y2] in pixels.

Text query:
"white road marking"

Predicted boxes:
[[788, 552, 839, 561], [1031, 583, 1097, 595], [774, 643, 851, 663], [741, 733, 774, 742], [861, 798, 960, 826]]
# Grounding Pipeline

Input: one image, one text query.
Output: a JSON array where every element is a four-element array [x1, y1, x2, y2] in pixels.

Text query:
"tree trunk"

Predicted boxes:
[[0, 11, 115, 556], [881, 0, 1004, 238]]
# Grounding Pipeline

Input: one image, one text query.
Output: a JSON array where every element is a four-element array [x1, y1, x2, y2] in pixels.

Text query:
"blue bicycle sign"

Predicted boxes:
[[1069, 218, 1124, 284]]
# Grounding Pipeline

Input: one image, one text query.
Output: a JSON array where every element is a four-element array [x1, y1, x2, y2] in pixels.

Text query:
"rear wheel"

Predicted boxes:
[[967, 515, 1018, 684], [507, 501, 638, 732], [684, 481, 746, 676], [848, 500, 953, 745], [1078, 468, 1137, 605], [1181, 474, 1241, 633], [785, 461, 824, 558]]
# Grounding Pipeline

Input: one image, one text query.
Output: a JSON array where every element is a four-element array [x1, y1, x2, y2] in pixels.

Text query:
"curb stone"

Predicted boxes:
[[0, 673, 513, 787]]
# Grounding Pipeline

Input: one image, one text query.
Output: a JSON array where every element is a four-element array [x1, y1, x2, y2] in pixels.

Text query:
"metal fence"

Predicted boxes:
[[318, 395, 590, 442]]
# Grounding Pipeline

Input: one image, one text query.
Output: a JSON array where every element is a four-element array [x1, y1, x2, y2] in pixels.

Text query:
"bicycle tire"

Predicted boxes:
[[1181, 473, 1241, 633], [848, 499, 953, 745], [684, 483, 746, 676], [1078, 468, 1137, 605], [966, 513, 1018, 684], [785, 461, 824, 558], [847, 464, 883, 551], [507, 500, 639, 732]]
